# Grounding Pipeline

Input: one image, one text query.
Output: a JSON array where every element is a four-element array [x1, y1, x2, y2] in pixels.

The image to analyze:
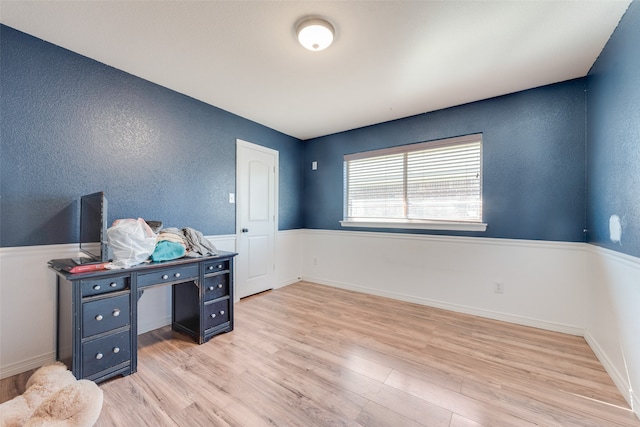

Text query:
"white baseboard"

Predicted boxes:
[[0, 352, 56, 380], [303, 276, 584, 336], [276, 277, 303, 289], [584, 330, 633, 407]]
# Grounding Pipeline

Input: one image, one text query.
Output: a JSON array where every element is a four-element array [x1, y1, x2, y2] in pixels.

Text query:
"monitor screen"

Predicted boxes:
[[79, 192, 109, 262]]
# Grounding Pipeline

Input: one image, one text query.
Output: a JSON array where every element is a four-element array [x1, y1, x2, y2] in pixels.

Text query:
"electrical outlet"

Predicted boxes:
[[493, 282, 504, 294]]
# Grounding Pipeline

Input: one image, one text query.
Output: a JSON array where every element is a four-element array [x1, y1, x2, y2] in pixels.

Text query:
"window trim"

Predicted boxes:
[[342, 133, 487, 232], [339, 219, 487, 232]]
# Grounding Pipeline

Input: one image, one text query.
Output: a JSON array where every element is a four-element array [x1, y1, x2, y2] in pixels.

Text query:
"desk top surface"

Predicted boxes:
[[49, 251, 238, 279]]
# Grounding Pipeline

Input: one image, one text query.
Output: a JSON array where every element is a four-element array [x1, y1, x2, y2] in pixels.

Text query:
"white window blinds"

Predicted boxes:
[[344, 134, 482, 223]]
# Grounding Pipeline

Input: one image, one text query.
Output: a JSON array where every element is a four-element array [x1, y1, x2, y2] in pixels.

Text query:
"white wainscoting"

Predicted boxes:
[[302, 229, 588, 335], [274, 229, 304, 290], [0, 244, 79, 379], [584, 245, 640, 413], [2, 228, 638, 418]]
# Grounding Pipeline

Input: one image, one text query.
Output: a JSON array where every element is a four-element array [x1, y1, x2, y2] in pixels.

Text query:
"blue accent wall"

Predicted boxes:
[[587, 0, 640, 258], [303, 80, 587, 242], [0, 25, 304, 247], [8, 9, 638, 251]]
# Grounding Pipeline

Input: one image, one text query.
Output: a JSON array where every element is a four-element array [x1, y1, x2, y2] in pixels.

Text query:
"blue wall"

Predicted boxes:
[[7, 7, 638, 252], [303, 80, 587, 242], [0, 25, 304, 247], [586, 1, 640, 259]]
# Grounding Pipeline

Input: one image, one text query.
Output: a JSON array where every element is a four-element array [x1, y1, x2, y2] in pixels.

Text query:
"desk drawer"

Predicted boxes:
[[137, 264, 199, 288], [81, 276, 129, 297], [204, 299, 230, 330], [82, 330, 131, 378], [83, 294, 130, 338], [204, 259, 229, 274], [204, 274, 229, 301]]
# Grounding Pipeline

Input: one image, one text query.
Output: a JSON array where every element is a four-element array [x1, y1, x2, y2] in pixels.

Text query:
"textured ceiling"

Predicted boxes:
[[0, 1, 631, 140]]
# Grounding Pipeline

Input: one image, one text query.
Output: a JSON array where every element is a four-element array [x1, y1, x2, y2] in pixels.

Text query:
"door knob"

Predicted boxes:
[[242, 228, 249, 233]]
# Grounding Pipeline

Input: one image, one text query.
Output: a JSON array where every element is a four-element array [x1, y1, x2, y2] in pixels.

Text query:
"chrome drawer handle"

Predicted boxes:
[[218, 284, 223, 289], [95, 314, 103, 321], [95, 353, 103, 360], [174, 272, 181, 278], [217, 264, 223, 269], [208, 286, 214, 291], [110, 282, 117, 288], [208, 266, 213, 271], [162, 274, 169, 280], [210, 313, 216, 318], [93, 285, 101, 291], [220, 310, 225, 315], [113, 347, 120, 354], [112, 309, 121, 317]]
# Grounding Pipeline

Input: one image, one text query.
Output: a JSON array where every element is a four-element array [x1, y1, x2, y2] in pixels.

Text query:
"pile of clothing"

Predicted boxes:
[[151, 227, 218, 262]]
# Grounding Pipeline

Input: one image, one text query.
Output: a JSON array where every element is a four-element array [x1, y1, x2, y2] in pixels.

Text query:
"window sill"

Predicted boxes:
[[340, 219, 487, 232]]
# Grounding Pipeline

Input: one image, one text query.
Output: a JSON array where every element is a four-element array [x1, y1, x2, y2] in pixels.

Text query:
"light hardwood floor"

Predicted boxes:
[[2, 281, 639, 426]]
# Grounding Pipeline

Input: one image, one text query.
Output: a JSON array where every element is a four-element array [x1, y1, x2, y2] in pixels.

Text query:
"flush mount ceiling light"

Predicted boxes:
[[296, 18, 335, 51]]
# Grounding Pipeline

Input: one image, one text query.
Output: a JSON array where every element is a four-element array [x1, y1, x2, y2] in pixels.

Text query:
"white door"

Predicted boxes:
[[236, 139, 278, 299]]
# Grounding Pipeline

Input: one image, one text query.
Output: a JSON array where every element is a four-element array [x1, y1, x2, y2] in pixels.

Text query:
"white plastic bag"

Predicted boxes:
[[107, 218, 157, 268]]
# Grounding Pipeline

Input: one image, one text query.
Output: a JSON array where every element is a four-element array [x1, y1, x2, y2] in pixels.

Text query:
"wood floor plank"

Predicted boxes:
[[168, 401, 233, 427], [355, 401, 433, 427], [0, 369, 33, 400], [450, 413, 484, 427], [95, 374, 180, 426], [384, 369, 538, 427], [1, 281, 638, 427], [273, 343, 453, 426], [461, 375, 639, 427]]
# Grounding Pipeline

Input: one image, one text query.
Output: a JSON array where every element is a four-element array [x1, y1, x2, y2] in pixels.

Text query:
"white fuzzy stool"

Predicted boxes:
[[0, 362, 103, 427]]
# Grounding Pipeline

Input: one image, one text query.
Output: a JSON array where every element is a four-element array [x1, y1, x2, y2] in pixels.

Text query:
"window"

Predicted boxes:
[[341, 133, 486, 231]]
